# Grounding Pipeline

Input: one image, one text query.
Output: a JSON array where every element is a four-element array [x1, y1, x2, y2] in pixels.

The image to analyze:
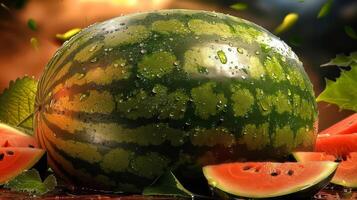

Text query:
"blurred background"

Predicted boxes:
[[0, 0, 356, 130]]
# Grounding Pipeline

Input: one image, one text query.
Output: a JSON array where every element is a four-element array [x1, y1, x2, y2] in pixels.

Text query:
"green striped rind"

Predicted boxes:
[[35, 9, 318, 191]]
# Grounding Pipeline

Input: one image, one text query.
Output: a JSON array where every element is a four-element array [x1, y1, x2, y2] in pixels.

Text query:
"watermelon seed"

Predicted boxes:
[[287, 169, 294, 176], [270, 170, 281, 176], [242, 165, 252, 171], [255, 167, 261, 172], [6, 150, 14, 155], [0, 153, 4, 160]]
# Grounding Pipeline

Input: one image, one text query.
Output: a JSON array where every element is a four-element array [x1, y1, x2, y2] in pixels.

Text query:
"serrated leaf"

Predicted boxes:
[[317, 0, 333, 19], [274, 13, 299, 34], [0, 76, 37, 133], [317, 63, 357, 112], [230, 3, 248, 11], [321, 52, 357, 67], [56, 28, 81, 42], [143, 172, 193, 198], [4, 169, 57, 195], [27, 19, 37, 31], [344, 26, 357, 40]]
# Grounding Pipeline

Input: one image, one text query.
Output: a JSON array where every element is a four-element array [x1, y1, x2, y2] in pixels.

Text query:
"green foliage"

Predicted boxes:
[[143, 172, 193, 198], [317, 0, 333, 19], [4, 169, 57, 195], [56, 28, 81, 42], [27, 19, 37, 31], [230, 3, 248, 11], [321, 52, 357, 67], [30, 37, 39, 50], [0, 76, 37, 133], [344, 26, 357, 40], [275, 13, 299, 34], [317, 53, 357, 112]]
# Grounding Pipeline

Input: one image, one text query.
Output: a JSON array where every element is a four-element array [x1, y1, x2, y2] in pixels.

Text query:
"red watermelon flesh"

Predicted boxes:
[[293, 152, 357, 188], [0, 147, 45, 184], [315, 133, 357, 157], [0, 123, 37, 148], [333, 152, 357, 188], [319, 113, 357, 135], [203, 161, 337, 198]]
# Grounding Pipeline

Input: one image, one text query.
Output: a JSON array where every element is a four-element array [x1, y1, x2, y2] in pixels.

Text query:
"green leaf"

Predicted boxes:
[[230, 3, 248, 11], [274, 13, 299, 34], [30, 37, 39, 50], [143, 172, 193, 198], [56, 28, 81, 42], [344, 26, 357, 40], [27, 19, 37, 31], [4, 169, 57, 195], [321, 52, 357, 67], [317, 63, 357, 112], [0, 76, 38, 133], [317, 0, 333, 19]]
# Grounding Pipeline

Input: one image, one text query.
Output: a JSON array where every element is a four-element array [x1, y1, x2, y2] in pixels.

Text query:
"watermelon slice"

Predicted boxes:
[[0, 147, 45, 184], [319, 113, 357, 135], [0, 123, 38, 148], [203, 161, 338, 199], [293, 152, 357, 188], [315, 133, 357, 157]]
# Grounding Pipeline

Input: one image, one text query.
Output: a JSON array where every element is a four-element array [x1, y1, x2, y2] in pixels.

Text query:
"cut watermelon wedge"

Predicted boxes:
[[315, 133, 357, 157], [0, 147, 45, 184], [203, 161, 338, 199], [293, 152, 357, 188], [0, 123, 38, 148], [319, 113, 357, 135]]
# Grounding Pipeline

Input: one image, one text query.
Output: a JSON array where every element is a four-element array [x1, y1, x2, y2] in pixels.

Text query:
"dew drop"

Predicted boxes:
[[77, 73, 85, 79], [90, 57, 97, 63], [217, 50, 227, 64], [79, 93, 89, 101], [89, 45, 97, 52]]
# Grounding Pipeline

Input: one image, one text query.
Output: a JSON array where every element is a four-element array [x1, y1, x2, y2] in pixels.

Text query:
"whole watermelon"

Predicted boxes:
[[34, 9, 317, 192]]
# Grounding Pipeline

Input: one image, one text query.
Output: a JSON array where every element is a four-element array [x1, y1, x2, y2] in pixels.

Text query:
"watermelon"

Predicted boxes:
[[319, 113, 357, 135], [0, 123, 38, 148], [0, 147, 45, 184], [34, 9, 318, 192], [315, 133, 357, 157], [202, 161, 338, 199], [293, 152, 357, 188]]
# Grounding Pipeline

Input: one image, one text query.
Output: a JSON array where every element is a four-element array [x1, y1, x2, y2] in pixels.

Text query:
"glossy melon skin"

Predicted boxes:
[[34, 9, 318, 192]]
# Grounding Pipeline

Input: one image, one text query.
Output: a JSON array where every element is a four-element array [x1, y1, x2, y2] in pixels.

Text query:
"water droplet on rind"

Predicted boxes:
[[237, 48, 244, 54], [217, 50, 227, 64]]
